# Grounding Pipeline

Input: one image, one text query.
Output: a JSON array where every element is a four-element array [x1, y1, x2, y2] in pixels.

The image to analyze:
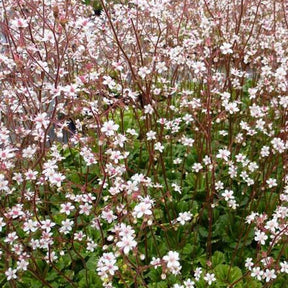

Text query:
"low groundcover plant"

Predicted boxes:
[[0, 0, 287, 287]]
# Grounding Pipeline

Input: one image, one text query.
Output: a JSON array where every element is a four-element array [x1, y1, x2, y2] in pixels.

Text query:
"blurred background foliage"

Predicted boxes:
[[84, 0, 127, 15]]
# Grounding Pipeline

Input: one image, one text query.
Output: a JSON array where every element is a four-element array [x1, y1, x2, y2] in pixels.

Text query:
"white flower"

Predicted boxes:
[[138, 66, 151, 79], [0, 217, 6, 232], [172, 183, 182, 194], [220, 42, 233, 54], [192, 163, 203, 172], [41, 219, 55, 232], [97, 253, 118, 279], [173, 284, 184, 288], [156, 62, 167, 73], [101, 209, 117, 223], [5, 232, 18, 244], [144, 104, 153, 114], [184, 278, 195, 288], [225, 102, 239, 114], [180, 136, 194, 147], [87, 239, 97, 252], [194, 267, 202, 281], [150, 257, 161, 268], [79, 203, 92, 216], [154, 142, 164, 153], [11, 18, 29, 29], [254, 229, 268, 245], [17, 259, 29, 271], [215, 181, 224, 191], [146, 130, 157, 141], [260, 146, 270, 157], [177, 212, 192, 225], [163, 251, 181, 275], [222, 190, 234, 201], [266, 178, 277, 188], [280, 261, 288, 273], [271, 137, 286, 153], [133, 202, 152, 218], [204, 273, 216, 285], [192, 61, 206, 73], [245, 258, 254, 270], [216, 148, 230, 161], [173, 158, 182, 164], [59, 219, 73, 234]]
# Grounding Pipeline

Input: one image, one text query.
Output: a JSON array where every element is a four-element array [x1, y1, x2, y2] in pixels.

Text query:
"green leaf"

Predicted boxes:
[[214, 264, 243, 287], [183, 243, 193, 255], [212, 251, 225, 267], [86, 256, 98, 270], [243, 277, 262, 288], [148, 281, 168, 288]]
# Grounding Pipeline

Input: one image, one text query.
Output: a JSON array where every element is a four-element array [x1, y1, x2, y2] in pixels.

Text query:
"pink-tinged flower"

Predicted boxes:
[[97, 252, 118, 279], [45, 251, 58, 263], [116, 235, 137, 254], [79, 203, 92, 216], [225, 102, 239, 114], [254, 229, 268, 245], [117, 223, 135, 238], [192, 162, 203, 172], [23, 219, 38, 233], [25, 169, 38, 181], [4, 232, 18, 244], [133, 202, 152, 218], [216, 148, 231, 161], [101, 120, 119, 136], [150, 257, 161, 268], [41, 219, 55, 232], [251, 266, 264, 281], [6, 204, 24, 219], [101, 209, 117, 223], [11, 18, 28, 29], [60, 202, 75, 215], [222, 189, 234, 201], [12, 173, 23, 185], [49, 172, 65, 187], [33, 112, 50, 129], [17, 259, 29, 271], [263, 269, 277, 282], [5, 268, 17, 281], [74, 231, 85, 241], [192, 61, 206, 74]]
